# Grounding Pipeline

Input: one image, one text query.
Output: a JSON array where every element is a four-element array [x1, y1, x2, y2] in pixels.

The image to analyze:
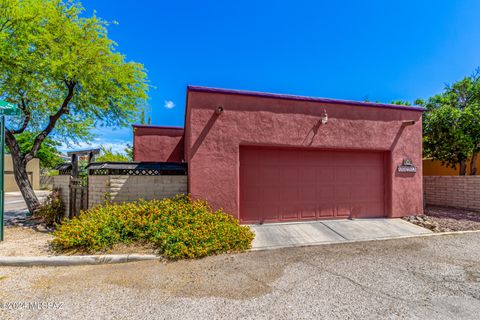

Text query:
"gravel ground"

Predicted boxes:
[[404, 206, 480, 232], [0, 232, 479, 319], [0, 227, 53, 256], [0, 227, 157, 256]]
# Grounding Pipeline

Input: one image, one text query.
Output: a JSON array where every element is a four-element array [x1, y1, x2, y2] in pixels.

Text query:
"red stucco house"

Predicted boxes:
[[133, 86, 424, 224]]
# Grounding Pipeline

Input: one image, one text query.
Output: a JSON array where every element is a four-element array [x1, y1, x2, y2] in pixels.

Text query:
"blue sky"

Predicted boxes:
[[72, 0, 480, 153]]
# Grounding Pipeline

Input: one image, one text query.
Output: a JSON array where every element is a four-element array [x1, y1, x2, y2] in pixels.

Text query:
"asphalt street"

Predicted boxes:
[[3, 191, 50, 223], [0, 232, 479, 319]]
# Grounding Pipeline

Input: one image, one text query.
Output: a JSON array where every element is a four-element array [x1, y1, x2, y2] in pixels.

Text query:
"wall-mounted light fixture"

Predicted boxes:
[[321, 109, 328, 124], [215, 106, 224, 115]]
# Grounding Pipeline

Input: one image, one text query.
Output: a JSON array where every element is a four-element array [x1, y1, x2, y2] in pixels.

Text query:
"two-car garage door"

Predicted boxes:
[[239, 147, 386, 224]]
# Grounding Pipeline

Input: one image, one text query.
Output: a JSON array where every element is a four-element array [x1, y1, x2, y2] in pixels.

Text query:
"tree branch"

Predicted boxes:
[[24, 81, 75, 162], [10, 98, 31, 134], [4, 127, 24, 163]]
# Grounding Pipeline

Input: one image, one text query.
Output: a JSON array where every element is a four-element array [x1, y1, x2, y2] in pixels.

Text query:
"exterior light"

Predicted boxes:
[[321, 109, 328, 124], [402, 120, 415, 126], [215, 106, 224, 115]]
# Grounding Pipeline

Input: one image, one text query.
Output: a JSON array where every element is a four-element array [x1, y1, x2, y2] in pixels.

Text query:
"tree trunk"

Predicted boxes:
[[470, 153, 478, 175], [10, 151, 40, 213], [459, 160, 467, 176]]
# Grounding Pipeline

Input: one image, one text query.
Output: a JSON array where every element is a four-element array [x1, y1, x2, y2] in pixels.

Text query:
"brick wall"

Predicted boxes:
[[52, 175, 71, 216], [424, 176, 480, 211], [88, 175, 188, 208]]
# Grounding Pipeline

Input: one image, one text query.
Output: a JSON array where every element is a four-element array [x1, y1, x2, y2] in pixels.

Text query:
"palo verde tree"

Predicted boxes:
[[96, 145, 132, 162], [8, 132, 63, 169], [0, 0, 148, 212], [423, 71, 480, 175]]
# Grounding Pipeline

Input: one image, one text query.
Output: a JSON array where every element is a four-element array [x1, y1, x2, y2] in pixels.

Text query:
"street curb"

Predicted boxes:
[[250, 229, 480, 251], [0, 254, 159, 267]]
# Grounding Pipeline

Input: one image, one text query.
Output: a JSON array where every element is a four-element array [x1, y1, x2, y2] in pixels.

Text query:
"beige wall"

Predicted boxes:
[[88, 175, 187, 208], [4, 154, 40, 192], [52, 175, 71, 216], [424, 176, 480, 211], [52, 174, 187, 217]]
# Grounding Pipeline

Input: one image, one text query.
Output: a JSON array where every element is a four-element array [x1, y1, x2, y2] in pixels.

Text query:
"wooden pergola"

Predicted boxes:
[[66, 148, 100, 178]]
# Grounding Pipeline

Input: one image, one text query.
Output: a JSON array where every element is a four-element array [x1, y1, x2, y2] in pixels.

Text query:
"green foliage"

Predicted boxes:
[[0, 0, 148, 145], [422, 71, 480, 173], [52, 195, 254, 259], [390, 100, 412, 106], [124, 144, 133, 160], [36, 189, 65, 226], [96, 145, 132, 162], [7, 132, 62, 169], [139, 107, 152, 125]]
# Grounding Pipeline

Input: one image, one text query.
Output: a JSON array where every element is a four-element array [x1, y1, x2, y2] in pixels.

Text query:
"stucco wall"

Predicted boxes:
[[185, 88, 423, 219], [424, 176, 480, 210], [88, 175, 187, 207], [423, 158, 480, 176], [4, 154, 40, 192], [133, 125, 184, 162]]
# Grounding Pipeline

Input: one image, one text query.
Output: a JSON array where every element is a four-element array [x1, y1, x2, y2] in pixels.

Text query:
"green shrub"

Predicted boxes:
[[36, 189, 65, 226], [52, 195, 254, 259]]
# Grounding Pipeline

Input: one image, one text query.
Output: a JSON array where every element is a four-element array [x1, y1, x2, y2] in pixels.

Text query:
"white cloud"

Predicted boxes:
[[59, 139, 130, 154], [164, 100, 175, 109]]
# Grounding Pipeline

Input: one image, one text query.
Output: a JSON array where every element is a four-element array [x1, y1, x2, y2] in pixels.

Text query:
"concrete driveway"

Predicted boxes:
[[0, 232, 479, 319], [251, 218, 432, 250]]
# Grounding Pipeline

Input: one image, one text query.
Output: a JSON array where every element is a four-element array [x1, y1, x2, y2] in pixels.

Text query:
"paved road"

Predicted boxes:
[[3, 191, 50, 223], [1, 232, 479, 319]]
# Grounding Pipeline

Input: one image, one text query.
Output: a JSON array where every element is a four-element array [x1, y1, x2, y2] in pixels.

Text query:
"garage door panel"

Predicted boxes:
[[278, 186, 298, 202], [335, 167, 353, 183], [241, 204, 260, 223], [261, 205, 279, 222], [316, 167, 335, 183], [319, 203, 336, 217], [280, 206, 300, 220], [263, 188, 280, 204], [262, 167, 279, 185], [240, 166, 259, 186], [299, 186, 317, 201], [335, 185, 352, 202], [337, 203, 352, 217], [301, 204, 317, 219], [241, 186, 262, 202], [299, 167, 316, 183], [317, 186, 335, 200], [279, 167, 298, 182], [240, 148, 386, 223]]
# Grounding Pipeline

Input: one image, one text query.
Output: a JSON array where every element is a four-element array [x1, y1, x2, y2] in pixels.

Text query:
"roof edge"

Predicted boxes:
[[187, 85, 425, 112], [132, 124, 184, 130]]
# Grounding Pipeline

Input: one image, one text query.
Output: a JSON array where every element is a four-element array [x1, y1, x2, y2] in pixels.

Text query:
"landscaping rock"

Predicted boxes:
[[403, 206, 480, 232]]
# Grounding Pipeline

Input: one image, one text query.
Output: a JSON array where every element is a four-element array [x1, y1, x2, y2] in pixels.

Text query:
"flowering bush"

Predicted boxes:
[[52, 195, 254, 259]]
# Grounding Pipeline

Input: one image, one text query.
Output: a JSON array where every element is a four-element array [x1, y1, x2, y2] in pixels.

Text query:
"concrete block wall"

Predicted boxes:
[[88, 175, 188, 208], [52, 175, 71, 216], [424, 176, 480, 211]]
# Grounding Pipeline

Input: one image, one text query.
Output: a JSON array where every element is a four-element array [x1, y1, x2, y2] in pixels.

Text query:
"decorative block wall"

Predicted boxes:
[[52, 175, 71, 216], [88, 175, 188, 208], [423, 176, 480, 211]]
